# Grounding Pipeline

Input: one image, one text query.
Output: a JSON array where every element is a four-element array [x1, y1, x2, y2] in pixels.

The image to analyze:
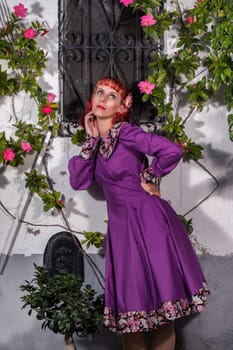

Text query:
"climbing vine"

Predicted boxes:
[[0, 2, 63, 211], [117, 0, 233, 235], [122, 0, 233, 147], [1, 0, 233, 242], [1, 1, 232, 341]]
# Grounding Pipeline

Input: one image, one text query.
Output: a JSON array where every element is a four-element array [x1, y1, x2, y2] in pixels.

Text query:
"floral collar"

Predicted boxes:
[[99, 122, 126, 160]]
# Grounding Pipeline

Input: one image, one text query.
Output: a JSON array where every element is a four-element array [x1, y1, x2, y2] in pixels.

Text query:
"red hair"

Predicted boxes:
[[79, 77, 133, 127]]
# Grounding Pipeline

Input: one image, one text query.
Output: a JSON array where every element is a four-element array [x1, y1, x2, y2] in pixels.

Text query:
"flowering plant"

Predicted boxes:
[[117, 0, 233, 233], [0, 2, 62, 211], [120, 0, 233, 164], [138, 80, 156, 95]]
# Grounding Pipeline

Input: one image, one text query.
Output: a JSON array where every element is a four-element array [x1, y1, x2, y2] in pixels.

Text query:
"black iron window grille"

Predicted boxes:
[[58, 0, 163, 135]]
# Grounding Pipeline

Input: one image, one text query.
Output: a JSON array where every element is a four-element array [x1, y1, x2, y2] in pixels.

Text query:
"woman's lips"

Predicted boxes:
[[96, 104, 106, 110]]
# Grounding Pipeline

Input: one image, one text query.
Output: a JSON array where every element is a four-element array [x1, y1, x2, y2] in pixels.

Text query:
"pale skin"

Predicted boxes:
[[122, 323, 176, 350], [85, 84, 175, 350]]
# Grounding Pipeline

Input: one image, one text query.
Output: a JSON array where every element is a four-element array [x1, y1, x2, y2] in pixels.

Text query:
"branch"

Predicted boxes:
[[42, 154, 105, 289], [183, 160, 219, 216]]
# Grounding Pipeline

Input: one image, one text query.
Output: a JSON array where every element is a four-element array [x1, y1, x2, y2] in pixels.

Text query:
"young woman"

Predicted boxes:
[[68, 77, 210, 350]]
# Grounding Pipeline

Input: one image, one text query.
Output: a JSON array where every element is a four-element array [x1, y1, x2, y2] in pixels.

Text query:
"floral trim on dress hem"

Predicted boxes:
[[104, 282, 210, 333]]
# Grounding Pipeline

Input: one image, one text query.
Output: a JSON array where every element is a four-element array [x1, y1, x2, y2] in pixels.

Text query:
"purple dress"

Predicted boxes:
[[68, 122, 210, 333]]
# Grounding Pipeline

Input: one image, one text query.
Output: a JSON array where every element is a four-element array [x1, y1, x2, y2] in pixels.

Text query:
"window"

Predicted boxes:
[[58, 0, 162, 129]]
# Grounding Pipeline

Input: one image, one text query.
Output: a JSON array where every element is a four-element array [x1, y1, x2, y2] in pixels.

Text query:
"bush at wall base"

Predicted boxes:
[[20, 264, 104, 350]]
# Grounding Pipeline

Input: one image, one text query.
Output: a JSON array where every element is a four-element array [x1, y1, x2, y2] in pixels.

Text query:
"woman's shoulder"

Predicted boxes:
[[116, 122, 151, 150], [119, 121, 147, 140], [120, 121, 142, 134]]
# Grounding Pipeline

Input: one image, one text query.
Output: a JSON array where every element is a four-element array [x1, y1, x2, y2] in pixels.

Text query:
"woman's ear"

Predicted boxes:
[[118, 104, 128, 113]]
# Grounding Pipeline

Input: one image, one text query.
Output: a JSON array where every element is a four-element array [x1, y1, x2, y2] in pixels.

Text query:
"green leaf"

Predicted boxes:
[[178, 215, 193, 235], [71, 129, 85, 145], [227, 114, 233, 141], [19, 264, 104, 338], [81, 231, 105, 249], [25, 169, 48, 193]]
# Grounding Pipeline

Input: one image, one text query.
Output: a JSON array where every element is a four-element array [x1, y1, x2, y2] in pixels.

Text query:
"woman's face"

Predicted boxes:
[[92, 84, 125, 119]]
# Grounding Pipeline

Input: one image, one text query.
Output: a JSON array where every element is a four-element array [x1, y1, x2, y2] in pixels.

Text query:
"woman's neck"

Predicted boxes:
[[97, 118, 113, 137]]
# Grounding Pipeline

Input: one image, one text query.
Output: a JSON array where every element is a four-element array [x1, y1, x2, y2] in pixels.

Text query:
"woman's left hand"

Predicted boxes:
[[141, 182, 160, 196]]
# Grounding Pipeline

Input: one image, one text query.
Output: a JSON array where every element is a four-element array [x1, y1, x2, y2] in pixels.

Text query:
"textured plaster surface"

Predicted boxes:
[[0, 254, 231, 350], [2, 0, 233, 257], [0, 1, 233, 348]]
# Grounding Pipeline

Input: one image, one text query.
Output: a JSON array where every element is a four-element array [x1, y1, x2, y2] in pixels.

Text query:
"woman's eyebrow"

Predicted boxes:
[[97, 87, 117, 94]]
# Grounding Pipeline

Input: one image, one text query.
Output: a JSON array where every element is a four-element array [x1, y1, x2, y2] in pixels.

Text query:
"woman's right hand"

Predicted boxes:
[[84, 112, 99, 137], [141, 182, 160, 197]]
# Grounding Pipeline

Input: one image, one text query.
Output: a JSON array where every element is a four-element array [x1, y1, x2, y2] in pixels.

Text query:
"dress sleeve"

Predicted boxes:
[[68, 136, 99, 190], [120, 123, 183, 177]]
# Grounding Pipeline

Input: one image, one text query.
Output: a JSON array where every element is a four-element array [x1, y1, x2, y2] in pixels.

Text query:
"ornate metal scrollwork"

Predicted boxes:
[[58, 0, 163, 135]]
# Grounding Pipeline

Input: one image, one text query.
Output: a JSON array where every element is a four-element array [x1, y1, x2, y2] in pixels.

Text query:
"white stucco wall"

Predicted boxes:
[[2, 2, 233, 350], [1, 0, 233, 264], [163, 0, 233, 256]]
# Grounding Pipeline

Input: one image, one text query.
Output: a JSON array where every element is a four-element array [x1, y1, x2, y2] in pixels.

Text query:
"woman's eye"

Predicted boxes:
[[109, 94, 116, 99], [96, 90, 103, 95]]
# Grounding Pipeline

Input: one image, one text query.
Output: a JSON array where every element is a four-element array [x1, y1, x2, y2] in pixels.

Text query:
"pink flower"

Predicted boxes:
[[3, 148, 15, 161], [119, 0, 134, 6], [57, 199, 63, 206], [187, 16, 194, 24], [140, 14, 157, 27], [21, 141, 32, 153], [137, 80, 155, 95], [124, 93, 133, 108], [194, 0, 204, 5], [13, 3, 28, 18], [24, 28, 37, 39], [47, 93, 56, 103], [42, 105, 53, 114], [56, 199, 64, 209]]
